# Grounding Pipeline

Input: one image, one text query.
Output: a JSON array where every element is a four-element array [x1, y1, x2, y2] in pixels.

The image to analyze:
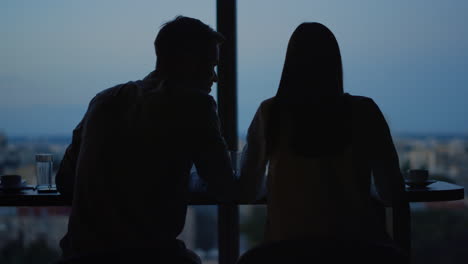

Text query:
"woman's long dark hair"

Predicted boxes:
[[267, 22, 352, 157]]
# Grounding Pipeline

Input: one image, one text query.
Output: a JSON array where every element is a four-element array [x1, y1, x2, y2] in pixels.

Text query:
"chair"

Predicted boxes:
[[387, 200, 411, 263], [237, 238, 407, 264], [237, 198, 411, 264]]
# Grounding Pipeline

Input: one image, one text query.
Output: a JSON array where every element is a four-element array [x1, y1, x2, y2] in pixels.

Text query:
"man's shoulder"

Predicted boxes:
[[87, 81, 147, 111], [95, 81, 136, 100]]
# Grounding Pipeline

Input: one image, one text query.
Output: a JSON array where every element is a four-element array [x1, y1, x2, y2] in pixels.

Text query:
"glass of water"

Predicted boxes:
[[36, 153, 54, 191]]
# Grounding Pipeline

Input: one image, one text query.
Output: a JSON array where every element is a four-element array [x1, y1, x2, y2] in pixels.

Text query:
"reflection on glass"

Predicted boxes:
[[178, 206, 219, 264], [0, 207, 69, 263], [239, 205, 267, 255], [1, 0, 217, 261]]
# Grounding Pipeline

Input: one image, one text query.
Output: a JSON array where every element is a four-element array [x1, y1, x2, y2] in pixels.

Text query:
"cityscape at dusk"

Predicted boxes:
[[0, 131, 468, 263], [1, 0, 468, 263]]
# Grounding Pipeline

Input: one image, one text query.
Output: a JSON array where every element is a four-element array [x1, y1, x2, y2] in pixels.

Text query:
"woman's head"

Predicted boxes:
[[277, 22, 343, 102], [268, 23, 351, 157]]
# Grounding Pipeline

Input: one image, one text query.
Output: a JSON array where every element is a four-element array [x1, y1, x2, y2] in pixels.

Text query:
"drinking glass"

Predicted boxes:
[[35, 153, 55, 192]]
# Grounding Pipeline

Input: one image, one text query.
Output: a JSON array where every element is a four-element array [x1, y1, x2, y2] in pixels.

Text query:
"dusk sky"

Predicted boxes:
[[1, 0, 468, 136]]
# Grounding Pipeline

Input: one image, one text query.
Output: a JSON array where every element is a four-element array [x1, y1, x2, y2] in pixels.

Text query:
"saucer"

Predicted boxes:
[[405, 179, 436, 188], [0, 181, 34, 192], [36, 185, 58, 193]]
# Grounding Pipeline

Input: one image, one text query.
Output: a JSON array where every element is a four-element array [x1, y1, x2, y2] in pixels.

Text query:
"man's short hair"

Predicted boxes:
[[155, 16, 224, 66]]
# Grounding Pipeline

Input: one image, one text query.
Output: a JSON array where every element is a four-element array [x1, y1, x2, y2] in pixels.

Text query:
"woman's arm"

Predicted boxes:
[[367, 99, 406, 206], [238, 100, 272, 202]]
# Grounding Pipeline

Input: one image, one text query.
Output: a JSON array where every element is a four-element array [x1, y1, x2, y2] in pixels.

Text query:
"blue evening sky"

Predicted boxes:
[[1, 0, 468, 136]]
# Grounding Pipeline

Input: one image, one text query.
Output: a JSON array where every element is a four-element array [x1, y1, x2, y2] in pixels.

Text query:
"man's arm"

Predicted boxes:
[[190, 95, 237, 203], [55, 96, 97, 201]]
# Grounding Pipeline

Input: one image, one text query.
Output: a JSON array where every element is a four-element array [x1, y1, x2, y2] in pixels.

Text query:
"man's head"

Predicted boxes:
[[155, 16, 224, 91]]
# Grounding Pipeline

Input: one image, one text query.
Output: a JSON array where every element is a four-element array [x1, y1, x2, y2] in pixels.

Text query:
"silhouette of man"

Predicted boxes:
[[55, 16, 236, 263]]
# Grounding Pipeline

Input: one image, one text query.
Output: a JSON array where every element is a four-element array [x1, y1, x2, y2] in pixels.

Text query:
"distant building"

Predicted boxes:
[[0, 207, 70, 250], [395, 136, 468, 199], [0, 132, 6, 149]]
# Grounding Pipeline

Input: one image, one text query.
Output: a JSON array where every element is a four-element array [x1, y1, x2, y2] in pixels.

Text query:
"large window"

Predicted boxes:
[[237, 1, 468, 263], [2, 1, 468, 263], [1, 1, 218, 263]]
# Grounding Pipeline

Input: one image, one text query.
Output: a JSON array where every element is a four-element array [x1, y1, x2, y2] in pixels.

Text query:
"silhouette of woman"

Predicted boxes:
[[238, 22, 408, 263]]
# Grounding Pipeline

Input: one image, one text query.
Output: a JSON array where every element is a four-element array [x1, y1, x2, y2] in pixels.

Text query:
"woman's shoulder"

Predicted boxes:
[[345, 93, 373, 103], [246, 97, 276, 127], [345, 94, 380, 110], [259, 97, 275, 107], [254, 97, 276, 115]]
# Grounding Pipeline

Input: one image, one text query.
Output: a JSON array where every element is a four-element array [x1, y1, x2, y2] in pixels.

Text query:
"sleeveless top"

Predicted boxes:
[[239, 95, 405, 243]]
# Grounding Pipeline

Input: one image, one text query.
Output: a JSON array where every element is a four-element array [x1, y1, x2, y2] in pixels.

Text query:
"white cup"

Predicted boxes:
[[1, 174, 23, 188]]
